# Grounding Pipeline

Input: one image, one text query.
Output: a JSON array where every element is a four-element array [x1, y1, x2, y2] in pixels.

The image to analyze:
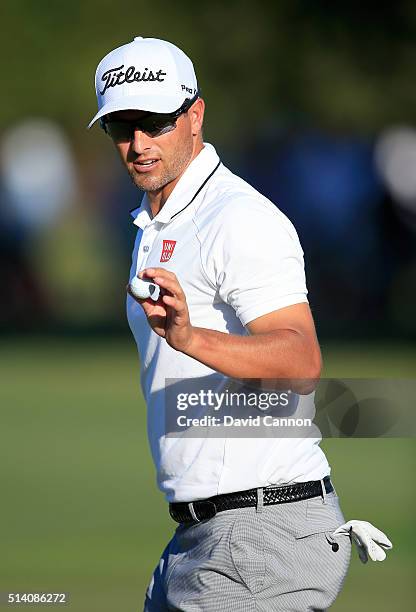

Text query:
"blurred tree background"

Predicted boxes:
[[2, 1, 416, 136], [0, 2, 415, 611], [1, 0, 416, 336]]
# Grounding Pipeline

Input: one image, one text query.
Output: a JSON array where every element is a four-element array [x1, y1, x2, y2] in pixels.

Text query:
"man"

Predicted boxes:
[[89, 37, 390, 612]]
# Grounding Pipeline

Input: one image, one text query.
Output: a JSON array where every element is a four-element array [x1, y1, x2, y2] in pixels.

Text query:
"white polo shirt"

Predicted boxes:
[[127, 142, 330, 502]]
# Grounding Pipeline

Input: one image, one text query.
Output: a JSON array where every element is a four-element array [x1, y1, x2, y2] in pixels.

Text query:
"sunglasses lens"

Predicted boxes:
[[139, 115, 177, 136], [105, 121, 132, 142], [105, 115, 178, 140]]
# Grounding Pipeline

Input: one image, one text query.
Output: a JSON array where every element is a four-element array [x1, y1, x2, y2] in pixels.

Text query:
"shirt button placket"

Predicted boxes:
[[136, 224, 158, 276]]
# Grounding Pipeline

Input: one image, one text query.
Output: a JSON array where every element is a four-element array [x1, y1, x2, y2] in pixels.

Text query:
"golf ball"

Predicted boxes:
[[129, 276, 160, 301]]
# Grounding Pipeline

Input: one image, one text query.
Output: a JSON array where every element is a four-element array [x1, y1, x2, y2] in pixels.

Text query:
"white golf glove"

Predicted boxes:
[[332, 520, 393, 563]]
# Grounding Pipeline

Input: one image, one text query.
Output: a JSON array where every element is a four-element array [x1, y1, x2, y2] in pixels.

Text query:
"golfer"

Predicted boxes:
[[88, 36, 390, 611]]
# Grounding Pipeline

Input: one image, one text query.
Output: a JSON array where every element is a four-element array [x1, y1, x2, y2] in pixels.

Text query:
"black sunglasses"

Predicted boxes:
[[101, 91, 200, 141]]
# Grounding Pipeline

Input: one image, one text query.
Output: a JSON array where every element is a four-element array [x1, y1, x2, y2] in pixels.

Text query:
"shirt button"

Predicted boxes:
[[143, 246, 149, 252]]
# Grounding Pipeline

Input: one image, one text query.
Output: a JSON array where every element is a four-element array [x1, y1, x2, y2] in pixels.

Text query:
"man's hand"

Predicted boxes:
[[127, 267, 194, 352]]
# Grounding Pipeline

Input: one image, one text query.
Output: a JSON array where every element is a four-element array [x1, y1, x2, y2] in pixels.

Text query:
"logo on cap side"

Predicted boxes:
[[181, 85, 196, 95], [100, 65, 167, 95]]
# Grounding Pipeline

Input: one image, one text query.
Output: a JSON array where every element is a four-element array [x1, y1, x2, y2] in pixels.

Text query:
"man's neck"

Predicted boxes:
[[147, 181, 176, 219], [147, 141, 204, 218]]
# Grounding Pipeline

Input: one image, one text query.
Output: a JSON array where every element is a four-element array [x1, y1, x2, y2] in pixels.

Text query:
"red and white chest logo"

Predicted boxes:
[[160, 239, 177, 262]]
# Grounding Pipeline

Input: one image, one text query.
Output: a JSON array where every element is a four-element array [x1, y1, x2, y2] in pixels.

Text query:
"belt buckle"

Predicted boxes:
[[188, 500, 217, 523]]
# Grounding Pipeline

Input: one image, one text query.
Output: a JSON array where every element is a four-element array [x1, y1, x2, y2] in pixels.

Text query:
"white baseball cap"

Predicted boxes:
[[88, 36, 198, 128]]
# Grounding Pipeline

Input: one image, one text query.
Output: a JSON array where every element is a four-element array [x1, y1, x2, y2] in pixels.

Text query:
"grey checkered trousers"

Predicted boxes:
[[143, 489, 351, 611]]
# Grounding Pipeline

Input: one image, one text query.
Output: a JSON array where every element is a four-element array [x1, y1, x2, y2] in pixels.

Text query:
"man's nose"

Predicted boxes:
[[131, 128, 152, 154]]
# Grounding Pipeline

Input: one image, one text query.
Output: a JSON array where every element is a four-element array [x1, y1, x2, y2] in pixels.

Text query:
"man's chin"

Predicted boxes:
[[130, 171, 164, 192]]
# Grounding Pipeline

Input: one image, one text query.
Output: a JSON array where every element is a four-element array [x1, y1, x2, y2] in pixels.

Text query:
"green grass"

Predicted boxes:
[[0, 337, 414, 611]]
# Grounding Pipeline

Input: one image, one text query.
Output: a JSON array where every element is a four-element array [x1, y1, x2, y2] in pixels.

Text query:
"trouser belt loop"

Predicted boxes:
[[320, 478, 327, 505], [256, 487, 264, 513], [188, 502, 200, 522]]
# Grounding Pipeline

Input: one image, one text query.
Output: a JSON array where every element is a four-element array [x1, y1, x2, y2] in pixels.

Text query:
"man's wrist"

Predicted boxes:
[[180, 326, 202, 358]]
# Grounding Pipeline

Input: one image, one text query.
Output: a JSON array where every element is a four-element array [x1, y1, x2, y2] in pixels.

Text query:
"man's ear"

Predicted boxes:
[[190, 98, 205, 136]]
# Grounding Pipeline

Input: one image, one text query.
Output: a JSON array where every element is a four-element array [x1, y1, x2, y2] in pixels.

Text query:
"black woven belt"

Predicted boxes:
[[169, 476, 333, 524]]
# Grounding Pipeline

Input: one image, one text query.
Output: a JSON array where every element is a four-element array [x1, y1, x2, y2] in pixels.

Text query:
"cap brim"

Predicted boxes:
[[87, 94, 185, 128]]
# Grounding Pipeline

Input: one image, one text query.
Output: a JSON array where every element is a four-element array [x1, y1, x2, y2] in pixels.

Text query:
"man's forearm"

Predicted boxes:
[[181, 326, 321, 383]]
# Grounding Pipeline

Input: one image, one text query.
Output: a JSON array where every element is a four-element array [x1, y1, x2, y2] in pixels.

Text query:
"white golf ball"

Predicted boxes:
[[129, 276, 160, 301]]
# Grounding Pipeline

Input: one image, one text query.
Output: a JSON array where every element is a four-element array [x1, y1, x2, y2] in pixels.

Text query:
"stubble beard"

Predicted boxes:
[[128, 139, 194, 193]]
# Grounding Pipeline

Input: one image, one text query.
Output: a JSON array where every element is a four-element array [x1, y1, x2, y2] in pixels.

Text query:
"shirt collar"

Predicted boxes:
[[129, 194, 152, 230], [130, 142, 220, 229]]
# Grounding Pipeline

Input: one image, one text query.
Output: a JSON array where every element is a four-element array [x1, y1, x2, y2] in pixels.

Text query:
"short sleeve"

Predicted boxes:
[[207, 197, 308, 326]]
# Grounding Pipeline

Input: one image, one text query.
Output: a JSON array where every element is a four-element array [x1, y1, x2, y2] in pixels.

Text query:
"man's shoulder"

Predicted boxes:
[[195, 163, 297, 239], [197, 163, 277, 218]]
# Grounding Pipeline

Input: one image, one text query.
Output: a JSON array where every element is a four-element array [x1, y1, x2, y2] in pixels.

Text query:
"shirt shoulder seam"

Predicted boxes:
[[191, 207, 218, 292]]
